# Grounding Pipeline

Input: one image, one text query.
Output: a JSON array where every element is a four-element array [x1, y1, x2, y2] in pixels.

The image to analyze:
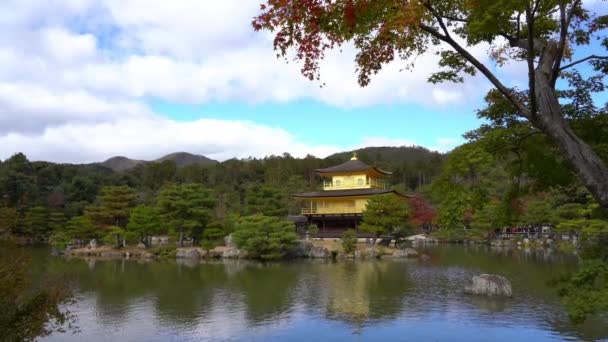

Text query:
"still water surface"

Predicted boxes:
[[33, 245, 607, 341]]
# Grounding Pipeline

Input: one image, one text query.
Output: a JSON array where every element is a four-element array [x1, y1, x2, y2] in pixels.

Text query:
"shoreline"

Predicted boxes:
[[58, 235, 576, 262]]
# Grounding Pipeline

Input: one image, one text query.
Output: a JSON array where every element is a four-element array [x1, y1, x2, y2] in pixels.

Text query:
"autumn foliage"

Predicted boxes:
[[408, 194, 436, 226]]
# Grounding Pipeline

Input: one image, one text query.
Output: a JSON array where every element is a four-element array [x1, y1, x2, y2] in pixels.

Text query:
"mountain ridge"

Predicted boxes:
[[91, 146, 446, 172], [99, 152, 218, 171]]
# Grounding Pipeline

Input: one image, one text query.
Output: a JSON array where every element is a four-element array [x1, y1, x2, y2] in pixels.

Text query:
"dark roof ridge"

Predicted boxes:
[[314, 159, 391, 175], [292, 188, 411, 198]]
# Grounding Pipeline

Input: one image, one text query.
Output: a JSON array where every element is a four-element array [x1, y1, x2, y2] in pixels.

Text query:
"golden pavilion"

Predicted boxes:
[[292, 153, 409, 237]]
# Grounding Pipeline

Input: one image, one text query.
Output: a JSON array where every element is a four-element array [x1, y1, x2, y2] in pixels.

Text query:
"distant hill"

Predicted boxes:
[[99, 152, 218, 171], [155, 152, 217, 168], [324, 146, 445, 167], [100, 156, 145, 172]]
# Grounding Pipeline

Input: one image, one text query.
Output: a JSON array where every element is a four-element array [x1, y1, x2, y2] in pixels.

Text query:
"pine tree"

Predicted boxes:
[[232, 215, 297, 260], [157, 183, 216, 247], [47, 212, 66, 233], [127, 205, 161, 247], [93, 186, 138, 247], [244, 183, 287, 217], [360, 195, 412, 241], [22, 206, 49, 238]]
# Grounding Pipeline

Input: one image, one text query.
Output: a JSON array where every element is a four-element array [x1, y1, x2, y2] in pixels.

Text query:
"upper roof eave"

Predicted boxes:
[[314, 159, 392, 175]]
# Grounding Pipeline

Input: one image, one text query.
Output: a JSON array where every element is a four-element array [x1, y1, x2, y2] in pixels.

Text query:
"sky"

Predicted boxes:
[[0, 0, 604, 163]]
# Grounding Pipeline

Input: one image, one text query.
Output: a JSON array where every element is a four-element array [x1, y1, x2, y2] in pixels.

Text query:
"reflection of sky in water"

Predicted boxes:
[[39, 246, 606, 341]]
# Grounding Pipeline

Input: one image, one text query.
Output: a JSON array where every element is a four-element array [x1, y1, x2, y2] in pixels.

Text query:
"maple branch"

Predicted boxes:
[[526, 4, 538, 117], [418, 23, 532, 119], [532, 0, 542, 16], [421, 1, 451, 38], [442, 15, 468, 23], [559, 55, 608, 71], [552, 0, 582, 84]]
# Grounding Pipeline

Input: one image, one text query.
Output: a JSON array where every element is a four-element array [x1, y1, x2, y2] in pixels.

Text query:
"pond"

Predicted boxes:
[[31, 245, 607, 341]]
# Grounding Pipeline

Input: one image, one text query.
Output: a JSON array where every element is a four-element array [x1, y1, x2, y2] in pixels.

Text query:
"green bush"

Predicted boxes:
[[307, 224, 319, 237], [341, 229, 357, 255], [232, 215, 297, 260], [152, 245, 177, 259], [103, 226, 125, 248], [200, 240, 215, 255]]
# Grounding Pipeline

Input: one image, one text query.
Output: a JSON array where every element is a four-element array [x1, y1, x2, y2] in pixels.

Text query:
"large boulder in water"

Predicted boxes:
[[393, 248, 418, 258], [309, 246, 330, 258], [464, 274, 513, 297]]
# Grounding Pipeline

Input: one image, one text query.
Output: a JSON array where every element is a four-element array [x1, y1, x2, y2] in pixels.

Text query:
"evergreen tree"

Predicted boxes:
[[201, 221, 226, 254], [47, 212, 66, 233], [360, 195, 412, 241], [244, 183, 287, 217], [22, 206, 49, 238], [340, 229, 357, 256], [156, 183, 216, 247], [97, 186, 138, 227], [93, 186, 138, 247], [0, 206, 18, 236], [232, 215, 297, 260], [50, 215, 96, 248], [0, 153, 36, 209], [126, 205, 161, 247]]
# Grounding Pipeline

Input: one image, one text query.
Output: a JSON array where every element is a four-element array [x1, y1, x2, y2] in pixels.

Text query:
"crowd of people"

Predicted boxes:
[[493, 225, 556, 239]]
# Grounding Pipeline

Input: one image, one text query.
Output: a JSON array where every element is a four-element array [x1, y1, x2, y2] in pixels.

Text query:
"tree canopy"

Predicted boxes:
[[360, 194, 412, 238], [254, 0, 608, 208], [232, 215, 297, 260], [156, 183, 216, 246]]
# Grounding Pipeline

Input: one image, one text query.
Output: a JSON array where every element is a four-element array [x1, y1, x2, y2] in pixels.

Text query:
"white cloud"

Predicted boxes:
[[40, 27, 97, 64], [0, 82, 151, 134], [0, 115, 461, 163], [0, 0, 496, 162], [0, 0, 496, 110], [0, 116, 340, 163]]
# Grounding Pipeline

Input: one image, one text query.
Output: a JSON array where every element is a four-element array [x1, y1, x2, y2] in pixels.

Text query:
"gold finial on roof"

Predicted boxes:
[[350, 152, 358, 160]]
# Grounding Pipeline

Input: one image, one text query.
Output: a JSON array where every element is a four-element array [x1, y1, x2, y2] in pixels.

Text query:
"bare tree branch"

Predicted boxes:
[[418, 23, 532, 119], [443, 15, 468, 23], [526, 4, 538, 117], [559, 54, 608, 71], [552, 0, 583, 84]]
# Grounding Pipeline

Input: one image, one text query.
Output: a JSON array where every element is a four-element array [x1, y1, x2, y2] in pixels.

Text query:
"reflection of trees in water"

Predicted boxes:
[[227, 262, 301, 325], [41, 250, 608, 340], [54, 258, 230, 330], [548, 313, 608, 341], [410, 245, 608, 340], [315, 261, 412, 326], [152, 261, 227, 328]]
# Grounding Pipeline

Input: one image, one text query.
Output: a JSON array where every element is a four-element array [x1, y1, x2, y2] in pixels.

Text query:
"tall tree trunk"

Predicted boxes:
[[179, 227, 184, 247], [534, 44, 608, 208]]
